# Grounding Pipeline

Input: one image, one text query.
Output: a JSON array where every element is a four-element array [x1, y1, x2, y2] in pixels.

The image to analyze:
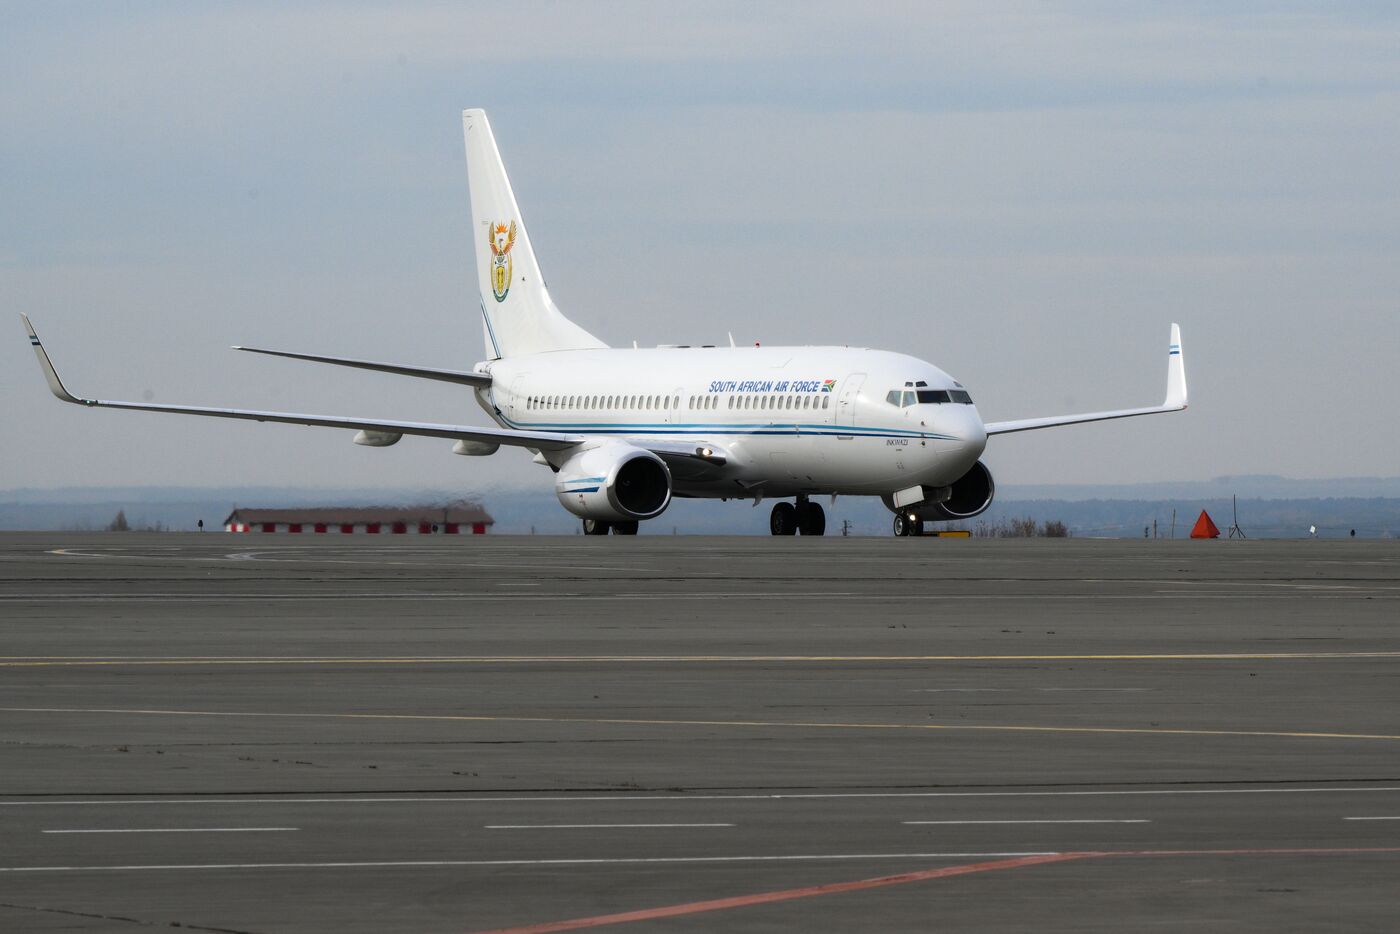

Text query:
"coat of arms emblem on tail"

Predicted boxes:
[[489, 220, 517, 302]]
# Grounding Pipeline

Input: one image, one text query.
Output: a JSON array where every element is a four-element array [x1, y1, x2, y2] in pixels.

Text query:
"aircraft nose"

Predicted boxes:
[[949, 405, 987, 452], [930, 406, 987, 473]]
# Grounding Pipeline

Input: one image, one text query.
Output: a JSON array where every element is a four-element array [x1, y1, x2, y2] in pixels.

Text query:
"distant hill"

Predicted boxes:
[[3, 479, 1398, 538]]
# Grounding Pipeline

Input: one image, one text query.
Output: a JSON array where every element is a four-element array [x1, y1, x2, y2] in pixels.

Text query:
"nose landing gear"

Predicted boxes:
[[892, 512, 924, 537], [769, 497, 827, 536]]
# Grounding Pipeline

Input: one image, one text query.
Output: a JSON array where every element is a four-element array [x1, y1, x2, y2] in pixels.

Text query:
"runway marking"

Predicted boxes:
[[3, 846, 1397, 878], [485, 824, 733, 830], [5, 593, 1395, 604], [468, 853, 1085, 934], [465, 847, 1400, 933], [5, 706, 1399, 743], [8, 787, 1400, 807], [902, 819, 1150, 825], [41, 827, 297, 834], [45, 548, 629, 574], [1344, 816, 1400, 821], [0, 851, 1058, 873], [1, 650, 1396, 667]]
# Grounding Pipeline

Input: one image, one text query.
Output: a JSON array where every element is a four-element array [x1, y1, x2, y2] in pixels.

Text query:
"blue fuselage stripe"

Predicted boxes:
[[494, 411, 955, 441]]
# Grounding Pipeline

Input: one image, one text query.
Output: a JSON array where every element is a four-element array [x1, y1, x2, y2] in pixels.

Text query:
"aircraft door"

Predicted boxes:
[[504, 374, 528, 422], [837, 373, 866, 426], [666, 386, 685, 425]]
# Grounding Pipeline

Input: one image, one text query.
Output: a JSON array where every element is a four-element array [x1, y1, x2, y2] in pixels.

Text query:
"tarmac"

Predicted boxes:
[[0, 532, 1397, 932]]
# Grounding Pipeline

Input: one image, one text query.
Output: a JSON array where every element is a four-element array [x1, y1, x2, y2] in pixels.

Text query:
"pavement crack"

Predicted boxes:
[[0, 901, 264, 933]]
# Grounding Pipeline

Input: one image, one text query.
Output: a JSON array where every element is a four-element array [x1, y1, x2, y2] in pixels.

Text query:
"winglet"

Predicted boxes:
[[21, 314, 89, 405], [1165, 322, 1187, 409]]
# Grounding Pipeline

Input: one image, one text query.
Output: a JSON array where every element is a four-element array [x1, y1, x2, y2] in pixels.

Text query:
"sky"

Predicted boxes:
[[3, 2, 1398, 493]]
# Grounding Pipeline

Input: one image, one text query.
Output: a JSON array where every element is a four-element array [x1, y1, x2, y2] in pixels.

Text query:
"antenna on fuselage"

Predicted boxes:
[[728, 332, 735, 347]]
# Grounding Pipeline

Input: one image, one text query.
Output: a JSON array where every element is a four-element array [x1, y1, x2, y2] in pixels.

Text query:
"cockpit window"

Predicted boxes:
[[891, 386, 971, 406]]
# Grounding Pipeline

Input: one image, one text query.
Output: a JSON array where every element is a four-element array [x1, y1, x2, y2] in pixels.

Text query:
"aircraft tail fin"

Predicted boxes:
[[462, 109, 605, 359]]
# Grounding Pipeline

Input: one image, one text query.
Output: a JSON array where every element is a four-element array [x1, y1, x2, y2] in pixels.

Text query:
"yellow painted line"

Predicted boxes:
[[0, 652, 1398, 668], [3, 706, 1398, 743]]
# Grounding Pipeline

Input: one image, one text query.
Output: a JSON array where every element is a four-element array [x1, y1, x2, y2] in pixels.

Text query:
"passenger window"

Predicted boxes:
[[823, 396, 830, 409]]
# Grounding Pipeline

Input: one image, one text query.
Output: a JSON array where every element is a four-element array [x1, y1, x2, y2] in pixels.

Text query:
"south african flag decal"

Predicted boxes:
[[821, 379, 836, 392]]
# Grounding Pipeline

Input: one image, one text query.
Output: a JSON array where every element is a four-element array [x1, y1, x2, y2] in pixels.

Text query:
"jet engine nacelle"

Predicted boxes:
[[554, 442, 671, 522], [924, 460, 995, 520]]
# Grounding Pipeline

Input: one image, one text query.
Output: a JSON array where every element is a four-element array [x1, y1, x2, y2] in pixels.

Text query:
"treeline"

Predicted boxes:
[[951, 517, 1069, 538]]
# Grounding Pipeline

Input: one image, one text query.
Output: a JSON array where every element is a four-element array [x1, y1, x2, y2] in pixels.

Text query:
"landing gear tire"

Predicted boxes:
[[612, 520, 639, 535], [770, 501, 798, 536], [583, 518, 612, 536], [798, 502, 826, 536], [893, 514, 924, 537]]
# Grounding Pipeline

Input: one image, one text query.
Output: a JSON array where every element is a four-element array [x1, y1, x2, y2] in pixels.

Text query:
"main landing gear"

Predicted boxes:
[[892, 512, 925, 537], [583, 519, 639, 535], [770, 497, 826, 536]]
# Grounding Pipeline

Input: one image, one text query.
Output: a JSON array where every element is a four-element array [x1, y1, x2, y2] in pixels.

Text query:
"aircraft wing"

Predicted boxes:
[[984, 324, 1187, 436], [233, 346, 492, 388], [22, 315, 579, 452]]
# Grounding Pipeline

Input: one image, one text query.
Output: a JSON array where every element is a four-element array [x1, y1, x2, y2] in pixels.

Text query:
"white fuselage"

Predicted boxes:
[[475, 345, 988, 499]]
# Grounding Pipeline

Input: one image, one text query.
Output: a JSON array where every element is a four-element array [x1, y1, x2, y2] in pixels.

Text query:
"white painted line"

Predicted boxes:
[[5, 787, 1398, 807], [485, 823, 733, 830], [1344, 816, 1400, 821], [0, 852, 1059, 873], [43, 827, 298, 834], [903, 819, 1149, 825]]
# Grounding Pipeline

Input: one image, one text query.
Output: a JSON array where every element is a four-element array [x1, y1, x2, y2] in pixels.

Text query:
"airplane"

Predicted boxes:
[[22, 109, 1187, 537]]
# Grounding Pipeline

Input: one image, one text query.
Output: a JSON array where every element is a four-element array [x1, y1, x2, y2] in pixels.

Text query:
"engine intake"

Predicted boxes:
[[924, 460, 995, 520], [555, 443, 672, 522]]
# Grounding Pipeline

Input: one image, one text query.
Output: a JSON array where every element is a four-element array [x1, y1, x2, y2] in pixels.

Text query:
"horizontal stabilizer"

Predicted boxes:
[[234, 346, 492, 388]]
